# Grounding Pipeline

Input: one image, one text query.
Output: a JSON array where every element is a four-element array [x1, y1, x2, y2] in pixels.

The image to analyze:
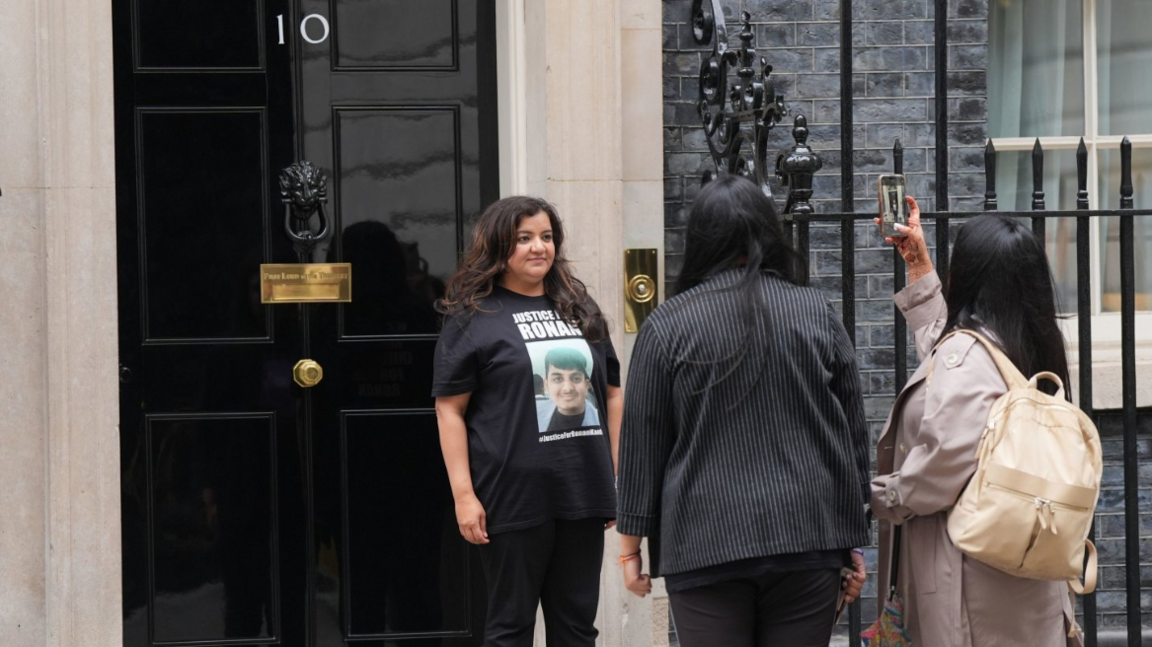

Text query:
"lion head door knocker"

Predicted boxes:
[[279, 161, 332, 255]]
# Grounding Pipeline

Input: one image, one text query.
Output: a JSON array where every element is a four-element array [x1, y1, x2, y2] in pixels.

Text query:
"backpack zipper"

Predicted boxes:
[[984, 482, 1089, 551], [984, 482, 1089, 513], [978, 406, 1096, 457]]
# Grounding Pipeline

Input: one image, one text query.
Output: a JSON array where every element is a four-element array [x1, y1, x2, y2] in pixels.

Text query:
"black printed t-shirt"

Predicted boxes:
[[432, 286, 620, 534]]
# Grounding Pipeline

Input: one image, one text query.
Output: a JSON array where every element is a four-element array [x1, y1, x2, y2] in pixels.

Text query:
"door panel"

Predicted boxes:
[[342, 412, 469, 637], [333, 106, 460, 339], [134, 0, 264, 69], [148, 414, 278, 644], [137, 109, 270, 342], [333, 0, 457, 70]]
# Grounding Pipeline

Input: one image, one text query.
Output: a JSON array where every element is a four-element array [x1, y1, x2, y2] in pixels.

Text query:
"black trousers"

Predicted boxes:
[[478, 518, 605, 647], [669, 568, 841, 647]]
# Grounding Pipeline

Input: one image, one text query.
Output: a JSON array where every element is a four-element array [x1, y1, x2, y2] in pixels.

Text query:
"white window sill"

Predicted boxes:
[[1061, 313, 1152, 410]]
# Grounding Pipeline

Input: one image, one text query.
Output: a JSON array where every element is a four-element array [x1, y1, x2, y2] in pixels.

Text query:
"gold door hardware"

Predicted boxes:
[[293, 359, 324, 388], [260, 263, 352, 304], [624, 249, 659, 333]]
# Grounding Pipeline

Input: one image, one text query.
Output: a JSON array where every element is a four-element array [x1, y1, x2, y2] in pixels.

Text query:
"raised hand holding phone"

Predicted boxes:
[[874, 194, 933, 284]]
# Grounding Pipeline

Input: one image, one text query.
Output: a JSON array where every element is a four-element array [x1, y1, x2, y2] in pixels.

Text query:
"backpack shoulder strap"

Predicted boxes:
[[926, 329, 1029, 389], [1067, 540, 1097, 595]]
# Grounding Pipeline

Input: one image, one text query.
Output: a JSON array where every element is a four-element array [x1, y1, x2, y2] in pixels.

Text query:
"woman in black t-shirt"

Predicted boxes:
[[432, 196, 621, 647]]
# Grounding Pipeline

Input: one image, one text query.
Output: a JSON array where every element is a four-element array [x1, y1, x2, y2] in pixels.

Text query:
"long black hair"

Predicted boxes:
[[944, 215, 1070, 399], [676, 174, 805, 295], [672, 174, 807, 395]]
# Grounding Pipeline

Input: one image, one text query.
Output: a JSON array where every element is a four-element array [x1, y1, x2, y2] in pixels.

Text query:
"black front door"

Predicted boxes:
[[114, 2, 498, 645]]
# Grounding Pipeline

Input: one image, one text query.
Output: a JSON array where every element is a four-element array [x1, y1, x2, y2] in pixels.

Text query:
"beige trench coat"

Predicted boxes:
[[871, 272, 1079, 647]]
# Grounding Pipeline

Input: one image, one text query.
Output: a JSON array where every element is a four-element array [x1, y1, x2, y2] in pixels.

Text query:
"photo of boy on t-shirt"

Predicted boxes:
[[529, 342, 601, 433]]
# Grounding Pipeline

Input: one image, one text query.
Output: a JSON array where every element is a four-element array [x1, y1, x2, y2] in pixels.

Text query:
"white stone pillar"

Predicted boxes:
[[0, 0, 50, 642], [617, 3, 668, 642], [621, 0, 668, 306], [0, 0, 122, 645], [514, 0, 664, 644]]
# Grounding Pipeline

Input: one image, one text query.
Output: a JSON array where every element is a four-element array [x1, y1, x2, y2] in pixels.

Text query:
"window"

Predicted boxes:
[[988, 0, 1152, 321]]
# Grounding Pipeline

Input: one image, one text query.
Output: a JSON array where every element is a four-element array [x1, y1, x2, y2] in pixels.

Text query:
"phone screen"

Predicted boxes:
[[878, 175, 907, 238]]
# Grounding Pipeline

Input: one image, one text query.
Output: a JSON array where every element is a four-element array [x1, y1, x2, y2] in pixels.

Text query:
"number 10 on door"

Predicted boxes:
[[277, 14, 330, 45]]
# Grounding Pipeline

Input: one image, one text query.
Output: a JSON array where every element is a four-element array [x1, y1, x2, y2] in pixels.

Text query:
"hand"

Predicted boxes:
[[842, 550, 867, 604], [622, 554, 652, 598], [454, 493, 489, 545], [875, 195, 933, 282], [604, 519, 617, 531]]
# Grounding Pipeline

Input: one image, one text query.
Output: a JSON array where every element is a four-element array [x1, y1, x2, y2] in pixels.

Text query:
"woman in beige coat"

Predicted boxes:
[[870, 198, 1080, 647]]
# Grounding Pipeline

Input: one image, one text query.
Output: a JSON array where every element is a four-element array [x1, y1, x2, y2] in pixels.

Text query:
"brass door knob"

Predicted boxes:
[[293, 359, 324, 388]]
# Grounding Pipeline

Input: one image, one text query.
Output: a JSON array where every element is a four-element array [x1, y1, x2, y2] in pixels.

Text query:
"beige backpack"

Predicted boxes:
[[931, 330, 1102, 594]]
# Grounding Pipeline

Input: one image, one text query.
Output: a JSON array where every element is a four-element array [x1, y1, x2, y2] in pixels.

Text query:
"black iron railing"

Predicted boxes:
[[776, 123, 1149, 646]]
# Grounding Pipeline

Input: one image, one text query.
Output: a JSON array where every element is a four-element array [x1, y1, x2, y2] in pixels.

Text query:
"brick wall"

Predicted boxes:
[[662, 0, 1152, 641], [1090, 411, 1152, 633]]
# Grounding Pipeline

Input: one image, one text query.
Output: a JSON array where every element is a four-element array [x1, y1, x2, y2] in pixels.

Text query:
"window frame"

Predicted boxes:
[[990, 0, 1152, 354]]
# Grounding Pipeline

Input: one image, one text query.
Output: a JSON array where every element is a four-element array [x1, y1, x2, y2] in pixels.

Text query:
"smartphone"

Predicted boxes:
[[878, 174, 907, 238], [834, 565, 855, 625]]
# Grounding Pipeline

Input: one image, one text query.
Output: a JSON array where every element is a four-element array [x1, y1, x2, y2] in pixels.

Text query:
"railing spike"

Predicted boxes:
[[1031, 138, 1045, 211], [1118, 131, 1138, 646], [984, 139, 997, 211], [893, 138, 904, 175], [1121, 136, 1134, 209], [1076, 137, 1089, 210]]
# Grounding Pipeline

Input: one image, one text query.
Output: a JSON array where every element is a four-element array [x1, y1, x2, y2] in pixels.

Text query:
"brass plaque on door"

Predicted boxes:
[[624, 249, 659, 333], [260, 263, 352, 304]]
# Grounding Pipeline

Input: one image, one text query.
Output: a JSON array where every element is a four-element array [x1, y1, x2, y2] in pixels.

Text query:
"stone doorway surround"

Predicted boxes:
[[0, 0, 665, 645], [0, 0, 122, 645]]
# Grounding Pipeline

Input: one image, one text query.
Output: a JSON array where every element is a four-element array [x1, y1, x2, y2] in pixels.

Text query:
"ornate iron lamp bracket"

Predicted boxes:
[[692, 0, 788, 194], [278, 160, 332, 256]]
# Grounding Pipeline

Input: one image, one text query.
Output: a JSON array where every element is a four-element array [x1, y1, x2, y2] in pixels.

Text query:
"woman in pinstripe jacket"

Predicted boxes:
[[616, 175, 870, 647]]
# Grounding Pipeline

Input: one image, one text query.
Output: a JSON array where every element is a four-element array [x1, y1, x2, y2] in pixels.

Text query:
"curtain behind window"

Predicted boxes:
[[988, 0, 1084, 139], [1097, 0, 1152, 311], [989, 0, 1084, 312]]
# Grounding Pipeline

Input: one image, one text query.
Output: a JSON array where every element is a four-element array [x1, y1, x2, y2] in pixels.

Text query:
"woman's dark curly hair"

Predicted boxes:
[[437, 196, 609, 342]]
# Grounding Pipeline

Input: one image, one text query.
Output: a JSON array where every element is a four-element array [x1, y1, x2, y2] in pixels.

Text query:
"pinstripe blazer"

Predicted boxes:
[[616, 269, 871, 577]]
